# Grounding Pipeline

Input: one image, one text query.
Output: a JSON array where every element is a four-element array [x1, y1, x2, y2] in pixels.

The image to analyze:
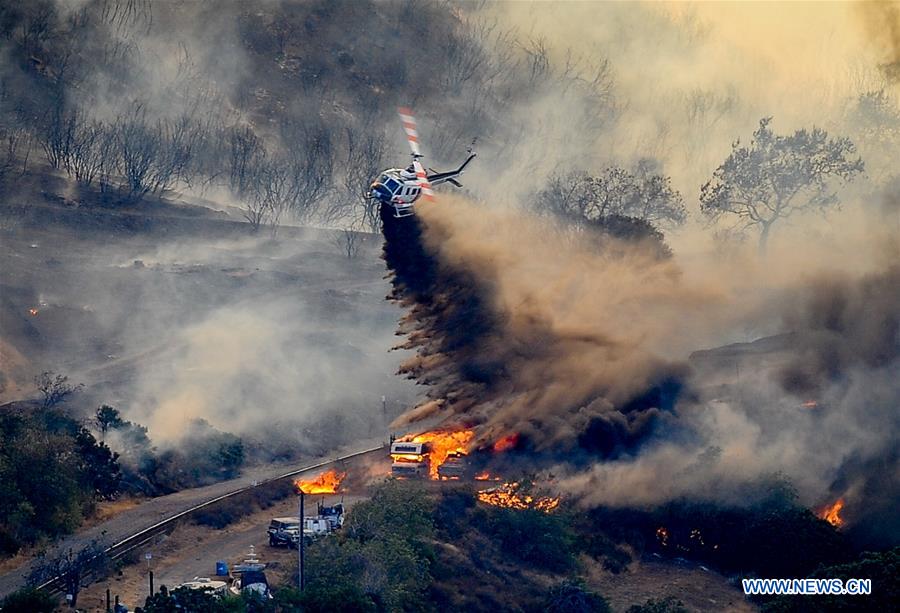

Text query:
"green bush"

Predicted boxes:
[[482, 506, 576, 572], [626, 596, 688, 613], [542, 579, 611, 613], [760, 547, 899, 613], [0, 587, 58, 612]]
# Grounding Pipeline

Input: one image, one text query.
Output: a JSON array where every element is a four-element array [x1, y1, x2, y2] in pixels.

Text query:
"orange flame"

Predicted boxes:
[[294, 468, 346, 494], [28, 308, 38, 316], [656, 526, 669, 546], [476, 482, 560, 513], [400, 429, 474, 479], [818, 498, 845, 528], [492, 433, 519, 453], [474, 471, 502, 481], [801, 400, 818, 409]]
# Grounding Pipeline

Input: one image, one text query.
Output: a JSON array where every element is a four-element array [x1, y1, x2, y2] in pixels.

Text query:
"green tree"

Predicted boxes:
[[94, 404, 123, 438], [700, 117, 864, 254], [74, 427, 121, 499]]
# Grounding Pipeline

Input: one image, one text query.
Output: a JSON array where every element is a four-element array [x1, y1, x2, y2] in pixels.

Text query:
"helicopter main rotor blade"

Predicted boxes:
[[413, 159, 434, 200], [398, 107, 422, 158]]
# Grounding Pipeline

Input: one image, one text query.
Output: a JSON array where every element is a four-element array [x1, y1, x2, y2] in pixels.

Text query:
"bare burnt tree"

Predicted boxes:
[[68, 118, 110, 187], [283, 121, 335, 224], [332, 216, 369, 259], [35, 371, 83, 409], [113, 106, 203, 202], [522, 36, 551, 86], [333, 124, 388, 231], [245, 155, 293, 234], [535, 162, 687, 230], [39, 105, 76, 171], [27, 539, 109, 609], [701, 117, 864, 254], [228, 124, 264, 197], [116, 107, 159, 202], [152, 114, 202, 193], [0, 124, 32, 182]]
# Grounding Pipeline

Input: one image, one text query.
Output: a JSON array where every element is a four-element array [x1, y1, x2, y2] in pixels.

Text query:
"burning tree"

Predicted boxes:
[[294, 468, 346, 494], [701, 117, 864, 254]]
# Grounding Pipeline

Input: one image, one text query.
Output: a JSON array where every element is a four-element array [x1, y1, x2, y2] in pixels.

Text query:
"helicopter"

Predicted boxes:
[[368, 107, 476, 218]]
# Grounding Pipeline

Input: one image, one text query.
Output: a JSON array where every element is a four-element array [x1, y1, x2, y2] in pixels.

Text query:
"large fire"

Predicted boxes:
[[399, 429, 474, 479], [476, 482, 560, 513], [818, 498, 845, 528], [492, 433, 519, 453], [294, 468, 346, 494]]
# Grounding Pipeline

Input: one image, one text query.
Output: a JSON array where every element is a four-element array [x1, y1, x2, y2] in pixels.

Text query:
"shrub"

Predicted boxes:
[[0, 587, 58, 612], [626, 596, 689, 613], [543, 579, 611, 613], [482, 507, 576, 572]]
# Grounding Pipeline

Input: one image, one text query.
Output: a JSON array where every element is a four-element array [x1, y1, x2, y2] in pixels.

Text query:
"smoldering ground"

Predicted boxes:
[[382, 196, 899, 546]]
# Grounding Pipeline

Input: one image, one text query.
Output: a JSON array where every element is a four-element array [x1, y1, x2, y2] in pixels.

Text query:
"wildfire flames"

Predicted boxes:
[[28, 308, 38, 316], [492, 433, 519, 452], [818, 498, 845, 528], [294, 468, 346, 494], [476, 482, 560, 513], [474, 471, 502, 481], [399, 429, 474, 479], [801, 400, 818, 409]]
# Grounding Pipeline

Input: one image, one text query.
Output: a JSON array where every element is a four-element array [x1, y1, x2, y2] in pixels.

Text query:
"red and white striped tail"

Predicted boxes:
[[398, 107, 421, 157]]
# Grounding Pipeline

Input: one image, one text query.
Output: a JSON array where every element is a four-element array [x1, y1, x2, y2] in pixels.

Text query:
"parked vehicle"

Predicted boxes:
[[267, 517, 300, 547], [437, 452, 467, 479]]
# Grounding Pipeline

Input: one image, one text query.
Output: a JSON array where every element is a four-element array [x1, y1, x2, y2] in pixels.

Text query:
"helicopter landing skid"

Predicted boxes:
[[393, 205, 415, 219]]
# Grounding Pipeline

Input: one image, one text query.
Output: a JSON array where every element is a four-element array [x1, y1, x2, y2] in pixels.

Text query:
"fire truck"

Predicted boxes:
[[390, 441, 431, 478]]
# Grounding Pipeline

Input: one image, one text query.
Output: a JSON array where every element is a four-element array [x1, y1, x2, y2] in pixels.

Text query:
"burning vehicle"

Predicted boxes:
[[391, 429, 476, 479], [390, 440, 432, 478]]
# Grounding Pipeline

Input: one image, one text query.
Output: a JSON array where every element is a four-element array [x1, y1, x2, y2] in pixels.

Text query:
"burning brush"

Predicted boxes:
[[818, 498, 845, 528], [294, 468, 346, 494], [476, 481, 560, 513]]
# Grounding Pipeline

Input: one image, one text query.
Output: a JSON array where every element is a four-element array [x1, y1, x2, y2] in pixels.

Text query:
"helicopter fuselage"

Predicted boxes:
[[369, 169, 423, 217]]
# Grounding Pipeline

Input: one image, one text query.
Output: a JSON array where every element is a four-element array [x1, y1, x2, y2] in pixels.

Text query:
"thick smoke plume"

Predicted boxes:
[[382, 198, 899, 546]]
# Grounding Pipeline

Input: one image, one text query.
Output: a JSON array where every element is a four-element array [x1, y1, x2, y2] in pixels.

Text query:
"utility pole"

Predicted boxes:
[[298, 489, 305, 591], [382, 395, 387, 426]]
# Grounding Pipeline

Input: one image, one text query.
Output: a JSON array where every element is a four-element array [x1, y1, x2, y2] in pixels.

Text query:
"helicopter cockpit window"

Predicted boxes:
[[385, 178, 401, 193]]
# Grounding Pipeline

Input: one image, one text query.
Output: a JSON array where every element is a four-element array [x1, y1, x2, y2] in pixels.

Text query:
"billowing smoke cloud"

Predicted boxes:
[[382, 197, 899, 545]]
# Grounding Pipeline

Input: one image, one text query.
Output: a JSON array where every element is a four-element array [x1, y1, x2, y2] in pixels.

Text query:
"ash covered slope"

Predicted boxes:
[[380, 198, 899, 548]]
